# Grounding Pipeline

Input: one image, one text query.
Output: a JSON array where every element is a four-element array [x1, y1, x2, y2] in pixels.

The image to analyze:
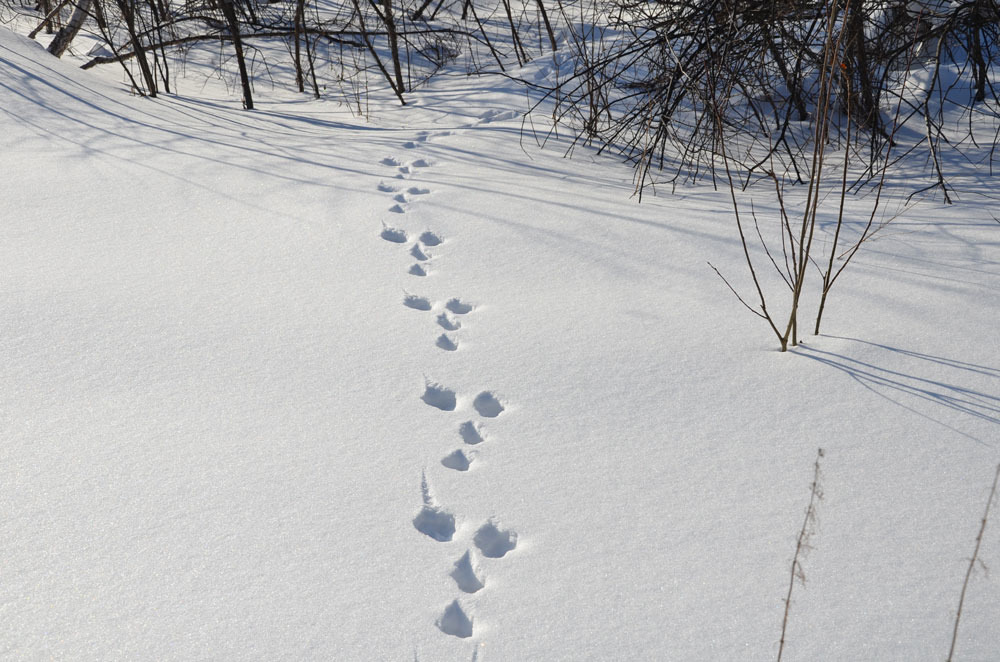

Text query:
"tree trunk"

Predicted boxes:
[[47, 0, 93, 57], [535, 0, 556, 53], [115, 0, 157, 96], [146, 0, 171, 93], [40, 0, 54, 33], [293, 0, 306, 92], [381, 0, 405, 96], [29, 0, 72, 40], [843, 2, 879, 132], [969, 4, 988, 104], [218, 0, 254, 109]]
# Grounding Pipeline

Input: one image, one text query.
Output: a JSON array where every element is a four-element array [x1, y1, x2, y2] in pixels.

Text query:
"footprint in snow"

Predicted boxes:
[[409, 264, 427, 277], [377, 181, 397, 192], [389, 204, 406, 214], [403, 134, 430, 149], [404, 294, 432, 311], [451, 551, 485, 593], [419, 230, 443, 246], [441, 449, 473, 471], [397, 160, 430, 179], [422, 382, 457, 411], [414, 506, 456, 542], [436, 334, 458, 352], [437, 313, 460, 331], [474, 520, 517, 558], [478, 109, 520, 124], [393, 193, 408, 203], [381, 156, 402, 166], [473, 391, 505, 418], [413, 474, 457, 542], [459, 421, 485, 445], [445, 298, 474, 315], [411, 244, 430, 261], [437, 600, 473, 638], [408, 186, 431, 196], [380, 226, 408, 243]]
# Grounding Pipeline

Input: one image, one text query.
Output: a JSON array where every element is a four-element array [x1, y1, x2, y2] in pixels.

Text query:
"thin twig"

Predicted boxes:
[[777, 448, 824, 662], [946, 463, 1000, 662], [708, 262, 768, 321]]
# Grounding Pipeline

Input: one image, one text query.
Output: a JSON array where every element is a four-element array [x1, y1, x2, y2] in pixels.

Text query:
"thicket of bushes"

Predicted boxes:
[[543, 0, 1000, 198]]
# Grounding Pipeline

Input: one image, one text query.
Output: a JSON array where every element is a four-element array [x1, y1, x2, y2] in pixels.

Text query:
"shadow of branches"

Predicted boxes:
[[794, 336, 1000, 444]]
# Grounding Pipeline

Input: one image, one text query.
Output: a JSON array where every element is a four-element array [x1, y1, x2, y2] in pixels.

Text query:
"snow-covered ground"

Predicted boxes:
[[2, 25, 999, 661]]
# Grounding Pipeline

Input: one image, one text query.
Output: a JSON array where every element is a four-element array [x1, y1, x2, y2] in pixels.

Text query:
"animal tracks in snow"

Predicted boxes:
[[418, 229, 441, 245], [422, 382, 457, 411], [414, 474, 457, 542], [445, 298, 474, 315], [459, 421, 485, 445], [380, 226, 408, 243], [377, 142, 444, 285], [419, 384, 506, 418], [379, 150, 434, 220], [451, 551, 485, 593], [395, 291, 475, 347], [474, 521, 518, 559], [473, 391, 505, 418], [437, 599, 473, 638], [441, 449, 473, 472], [436, 334, 459, 352], [477, 109, 520, 125], [378, 130, 518, 642], [404, 294, 433, 311], [410, 244, 430, 261], [437, 313, 460, 331], [414, 505, 457, 542], [394, 158, 432, 180], [388, 189, 432, 214], [403, 131, 440, 150]]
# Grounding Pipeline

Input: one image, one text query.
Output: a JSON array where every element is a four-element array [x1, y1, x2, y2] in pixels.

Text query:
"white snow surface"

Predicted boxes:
[[2, 27, 1000, 661]]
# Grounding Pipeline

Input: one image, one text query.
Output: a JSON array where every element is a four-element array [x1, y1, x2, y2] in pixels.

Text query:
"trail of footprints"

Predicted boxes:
[[378, 132, 517, 641]]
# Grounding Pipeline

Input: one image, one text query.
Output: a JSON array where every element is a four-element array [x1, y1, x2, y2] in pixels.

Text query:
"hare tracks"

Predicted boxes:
[[379, 130, 519, 642], [416, 379, 516, 640]]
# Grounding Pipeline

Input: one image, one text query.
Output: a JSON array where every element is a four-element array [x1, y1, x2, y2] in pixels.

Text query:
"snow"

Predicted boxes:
[[2, 25, 1000, 661]]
